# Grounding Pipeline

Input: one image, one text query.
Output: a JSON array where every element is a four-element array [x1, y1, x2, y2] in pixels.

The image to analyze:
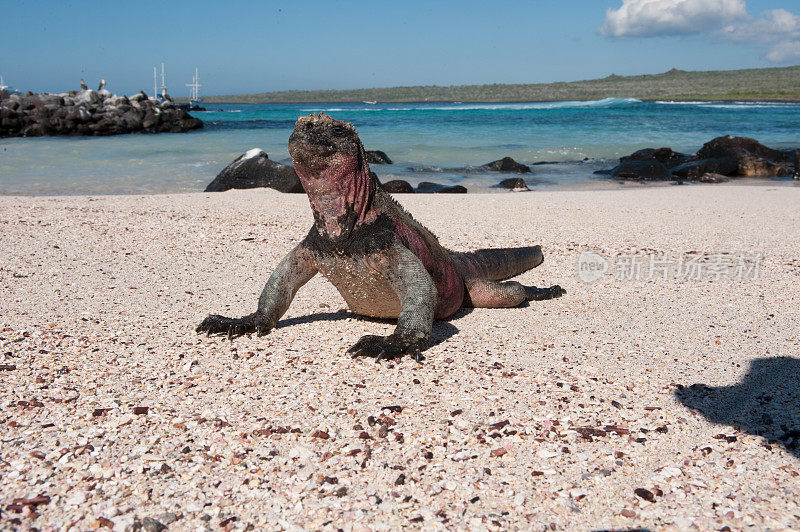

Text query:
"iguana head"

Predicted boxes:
[[289, 113, 362, 177], [289, 113, 376, 239]]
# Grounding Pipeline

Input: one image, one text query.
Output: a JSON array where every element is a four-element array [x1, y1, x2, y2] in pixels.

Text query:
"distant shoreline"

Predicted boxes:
[[184, 97, 800, 105], [178, 64, 800, 105]]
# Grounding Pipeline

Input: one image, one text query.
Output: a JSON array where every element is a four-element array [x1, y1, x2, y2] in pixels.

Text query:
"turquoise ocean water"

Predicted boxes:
[[1, 98, 798, 195]]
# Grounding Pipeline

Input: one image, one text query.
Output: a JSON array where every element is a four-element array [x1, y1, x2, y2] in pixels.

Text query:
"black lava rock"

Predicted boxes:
[[480, 157, 532, 173], [671, 158, 738, 179], [381, 180, 415, 193], [620, 147, 689, 168], [609, 159, 671, 180], [417, 182, 468, 194], [204, 149, 304, 193], [366, 150, 393, 164], [696, 136, 794, 177], [494, 178, 530, 191]]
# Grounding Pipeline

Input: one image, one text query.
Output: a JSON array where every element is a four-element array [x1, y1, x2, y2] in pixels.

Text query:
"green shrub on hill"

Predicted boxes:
[[191, 65, 800, 104]]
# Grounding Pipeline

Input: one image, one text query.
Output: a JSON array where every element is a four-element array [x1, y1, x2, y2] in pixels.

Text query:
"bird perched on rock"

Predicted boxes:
[[97, 78, 106, 91], [80, 79, 88, 90]]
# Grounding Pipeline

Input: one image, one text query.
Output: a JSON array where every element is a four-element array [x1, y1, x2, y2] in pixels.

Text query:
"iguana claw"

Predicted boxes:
[[348, 334, 425, 363], [196, 313, 271, 339], [525, 284, 566, 301]]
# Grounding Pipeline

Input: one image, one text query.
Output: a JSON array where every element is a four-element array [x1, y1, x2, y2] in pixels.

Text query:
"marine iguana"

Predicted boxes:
[[197, 113, 565, 361]]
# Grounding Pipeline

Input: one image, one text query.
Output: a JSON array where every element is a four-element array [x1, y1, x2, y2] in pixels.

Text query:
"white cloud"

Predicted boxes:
[[765, 40, 800, 62], [601, 1, 800, 63], [600, 0, 749, 38], [721, 9, 800, 43], [721, 8, 800, 63]]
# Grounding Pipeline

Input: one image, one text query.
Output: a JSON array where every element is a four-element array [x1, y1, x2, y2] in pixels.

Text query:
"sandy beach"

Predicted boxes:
[[1, 185, 799, 530]]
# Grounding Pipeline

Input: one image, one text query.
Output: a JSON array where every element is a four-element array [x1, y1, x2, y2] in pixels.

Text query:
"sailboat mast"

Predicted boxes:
[[186, 67, 201, 102]]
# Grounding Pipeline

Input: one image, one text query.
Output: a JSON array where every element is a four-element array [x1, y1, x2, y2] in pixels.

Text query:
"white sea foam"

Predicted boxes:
[[698, 103, 798, 110], [300, 98, 642, 113], [296, 98, 798, 113], [426, 98, 642, 111], [242, 148, 264, 160], [654, 100, 709, 105], [656, 100, 799, 109]]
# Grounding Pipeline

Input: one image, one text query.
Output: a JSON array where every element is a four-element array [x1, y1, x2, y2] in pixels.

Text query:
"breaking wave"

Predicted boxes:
[[655, 100, 799, 110], [295, 98, 643, 113]]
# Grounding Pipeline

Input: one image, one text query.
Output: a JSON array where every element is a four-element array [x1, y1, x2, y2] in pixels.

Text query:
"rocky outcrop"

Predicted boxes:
[[696, 136, 793, 177], [795, 150, 800, 179], [417, 182, 468, 194], [365, 150, 393, 164], [381, 180, 414, 193], [0, 89, 202, 137], [620, 147, 688, 168], [480, 157, 532, 173], [672, 158, 738, 179], [204, 149, 303, 193], [608, 160, 671, 180], [494, 178, 530, 191], [597, 136, 798, 182]]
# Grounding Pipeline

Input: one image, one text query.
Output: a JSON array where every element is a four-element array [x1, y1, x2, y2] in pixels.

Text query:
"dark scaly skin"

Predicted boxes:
[[197, 113, 565, 362]]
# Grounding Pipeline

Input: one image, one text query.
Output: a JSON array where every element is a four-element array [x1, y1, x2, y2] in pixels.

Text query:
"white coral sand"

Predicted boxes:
[[1, 186, 798, 530]]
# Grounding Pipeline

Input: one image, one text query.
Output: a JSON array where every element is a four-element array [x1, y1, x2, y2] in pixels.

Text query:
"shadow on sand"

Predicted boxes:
[[277, 307, 469, 350], [675, 356, 800, 458]]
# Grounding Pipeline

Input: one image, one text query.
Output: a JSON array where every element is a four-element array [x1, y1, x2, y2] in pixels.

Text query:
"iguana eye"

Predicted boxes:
[[331, 125, 347, 137]]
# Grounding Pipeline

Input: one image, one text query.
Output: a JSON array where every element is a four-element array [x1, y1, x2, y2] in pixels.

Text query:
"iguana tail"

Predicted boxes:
[[450, 246, 543, 281]]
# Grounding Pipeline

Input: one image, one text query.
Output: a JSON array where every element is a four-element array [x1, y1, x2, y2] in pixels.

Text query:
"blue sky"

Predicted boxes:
[[1, 0, 798, 96]]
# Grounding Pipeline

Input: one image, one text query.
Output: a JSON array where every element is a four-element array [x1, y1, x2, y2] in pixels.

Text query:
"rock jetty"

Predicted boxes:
[[0, 89, 203, 137]]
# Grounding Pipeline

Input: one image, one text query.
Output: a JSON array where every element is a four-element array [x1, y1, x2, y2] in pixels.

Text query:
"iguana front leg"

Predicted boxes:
[[348, 243, 438, 362], [196, 241, 318, 339]]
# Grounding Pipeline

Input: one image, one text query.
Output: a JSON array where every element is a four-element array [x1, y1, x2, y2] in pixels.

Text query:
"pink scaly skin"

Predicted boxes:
[[196, 113, 565, 362]]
